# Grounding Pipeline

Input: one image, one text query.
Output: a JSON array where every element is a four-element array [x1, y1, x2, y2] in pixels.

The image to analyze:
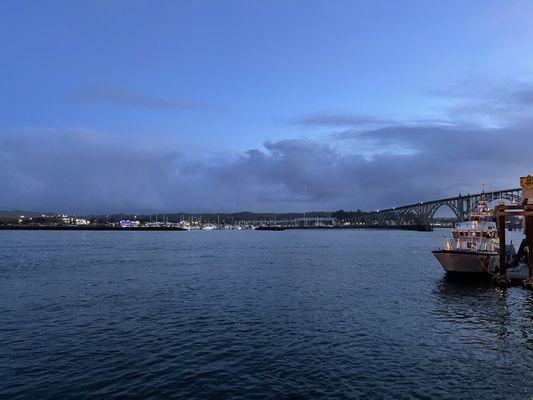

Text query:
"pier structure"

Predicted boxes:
[[363, 188, 522, 226], [495, 176, 533, 287]]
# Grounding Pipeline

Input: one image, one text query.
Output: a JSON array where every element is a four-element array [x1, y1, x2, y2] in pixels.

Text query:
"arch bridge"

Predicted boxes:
[[364, 188, 522, 226]]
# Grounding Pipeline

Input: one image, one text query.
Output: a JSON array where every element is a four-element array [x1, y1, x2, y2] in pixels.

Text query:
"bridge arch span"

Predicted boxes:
[[427, 202, 461, 221], [360, 188, 521, 226], [471, 192, 522, 210], [380, 210, 401, 225], [398, 209, 420, 225]]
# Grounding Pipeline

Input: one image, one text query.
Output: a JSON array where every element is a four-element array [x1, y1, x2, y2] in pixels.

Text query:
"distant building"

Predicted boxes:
[[119, 220, 140, 228], [61, 215, 90, 225]]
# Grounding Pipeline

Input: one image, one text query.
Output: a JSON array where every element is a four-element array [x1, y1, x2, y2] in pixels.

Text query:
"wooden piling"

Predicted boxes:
[[526, 204, 533, 283], [498, 203, 507, 276], [521, 176, 533, 287]]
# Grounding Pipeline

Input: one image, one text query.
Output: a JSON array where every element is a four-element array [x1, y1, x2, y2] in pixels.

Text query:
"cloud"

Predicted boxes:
[[290, 113, 455, 135], [1, 79, 532, 214], [427, 78, 533, 126], [219, 126, 528, 210], [0, 130, 399, 213], [0, 129, 183, 213], [74, 87, 195, 111], [293, 79, 533, 135], [291, 113, 395, 129], [0, 117, 530, 214]]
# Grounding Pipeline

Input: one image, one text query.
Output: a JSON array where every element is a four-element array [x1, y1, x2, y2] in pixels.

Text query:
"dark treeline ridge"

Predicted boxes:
[[331, 209, 367, 223]]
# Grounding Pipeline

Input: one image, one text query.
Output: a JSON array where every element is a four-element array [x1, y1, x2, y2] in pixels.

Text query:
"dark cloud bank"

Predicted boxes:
[[1, 82, 532, 214]]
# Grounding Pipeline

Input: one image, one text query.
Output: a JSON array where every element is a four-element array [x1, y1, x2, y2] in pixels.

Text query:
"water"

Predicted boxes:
[[1, 229, 532, 399]]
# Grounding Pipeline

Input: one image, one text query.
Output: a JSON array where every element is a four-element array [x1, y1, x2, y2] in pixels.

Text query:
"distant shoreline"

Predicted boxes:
[[0, 225, 187, 231], [0, 225, 433, 231]]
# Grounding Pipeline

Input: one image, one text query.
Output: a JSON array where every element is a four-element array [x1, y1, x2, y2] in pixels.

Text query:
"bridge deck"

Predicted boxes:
[[365, 188, 522, 224]]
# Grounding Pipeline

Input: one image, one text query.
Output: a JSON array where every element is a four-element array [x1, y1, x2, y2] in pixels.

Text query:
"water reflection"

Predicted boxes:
[[438, 273, 496, 291], [434, 274, 513, 342]]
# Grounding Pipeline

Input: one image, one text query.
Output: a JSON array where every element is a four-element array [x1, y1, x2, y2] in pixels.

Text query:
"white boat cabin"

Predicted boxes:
[[444, 201, 499, 253]]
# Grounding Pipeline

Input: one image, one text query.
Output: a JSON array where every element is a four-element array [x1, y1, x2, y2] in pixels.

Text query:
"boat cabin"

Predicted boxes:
[[444, 201, 499, 252]]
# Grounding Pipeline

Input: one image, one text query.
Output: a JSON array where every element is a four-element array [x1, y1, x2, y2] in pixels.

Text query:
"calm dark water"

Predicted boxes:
[[1, 229, 532, 399]]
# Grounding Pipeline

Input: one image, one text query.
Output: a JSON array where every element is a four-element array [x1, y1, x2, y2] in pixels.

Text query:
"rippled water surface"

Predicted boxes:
[[1, 229, 532, 399]]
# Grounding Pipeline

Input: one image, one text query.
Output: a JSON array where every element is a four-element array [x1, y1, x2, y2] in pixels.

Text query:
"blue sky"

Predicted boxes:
[[1, 0, 533, 213]]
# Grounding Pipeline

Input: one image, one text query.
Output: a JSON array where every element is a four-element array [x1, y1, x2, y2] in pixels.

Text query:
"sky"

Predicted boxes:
[[1, 0, 533, 214]]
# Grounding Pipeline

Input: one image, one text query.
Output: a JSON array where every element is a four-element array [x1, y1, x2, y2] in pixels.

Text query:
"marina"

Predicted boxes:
[[0, 187, 526, 233]]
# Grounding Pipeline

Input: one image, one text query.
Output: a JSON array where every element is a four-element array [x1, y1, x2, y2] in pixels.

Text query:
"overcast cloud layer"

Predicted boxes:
[[1, 80, 531, 214]]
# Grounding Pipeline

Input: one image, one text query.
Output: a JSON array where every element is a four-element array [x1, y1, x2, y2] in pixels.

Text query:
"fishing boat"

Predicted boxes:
[[432, 200, 513, 274]]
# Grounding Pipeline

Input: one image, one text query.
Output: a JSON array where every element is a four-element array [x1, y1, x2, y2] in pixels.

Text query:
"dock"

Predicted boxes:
[[494, 175, 533, 287]]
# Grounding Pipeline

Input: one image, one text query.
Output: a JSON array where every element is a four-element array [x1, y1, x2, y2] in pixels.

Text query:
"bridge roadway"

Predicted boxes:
[[364, 188, 522, 225]]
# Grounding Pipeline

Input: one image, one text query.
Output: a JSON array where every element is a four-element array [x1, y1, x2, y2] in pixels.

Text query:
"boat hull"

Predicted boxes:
[[432, 250, 498, 274]]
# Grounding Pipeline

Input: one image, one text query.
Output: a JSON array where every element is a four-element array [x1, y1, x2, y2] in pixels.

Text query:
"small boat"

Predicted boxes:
[[432, 200, 514, 274], [202, 224, 218, 230]]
